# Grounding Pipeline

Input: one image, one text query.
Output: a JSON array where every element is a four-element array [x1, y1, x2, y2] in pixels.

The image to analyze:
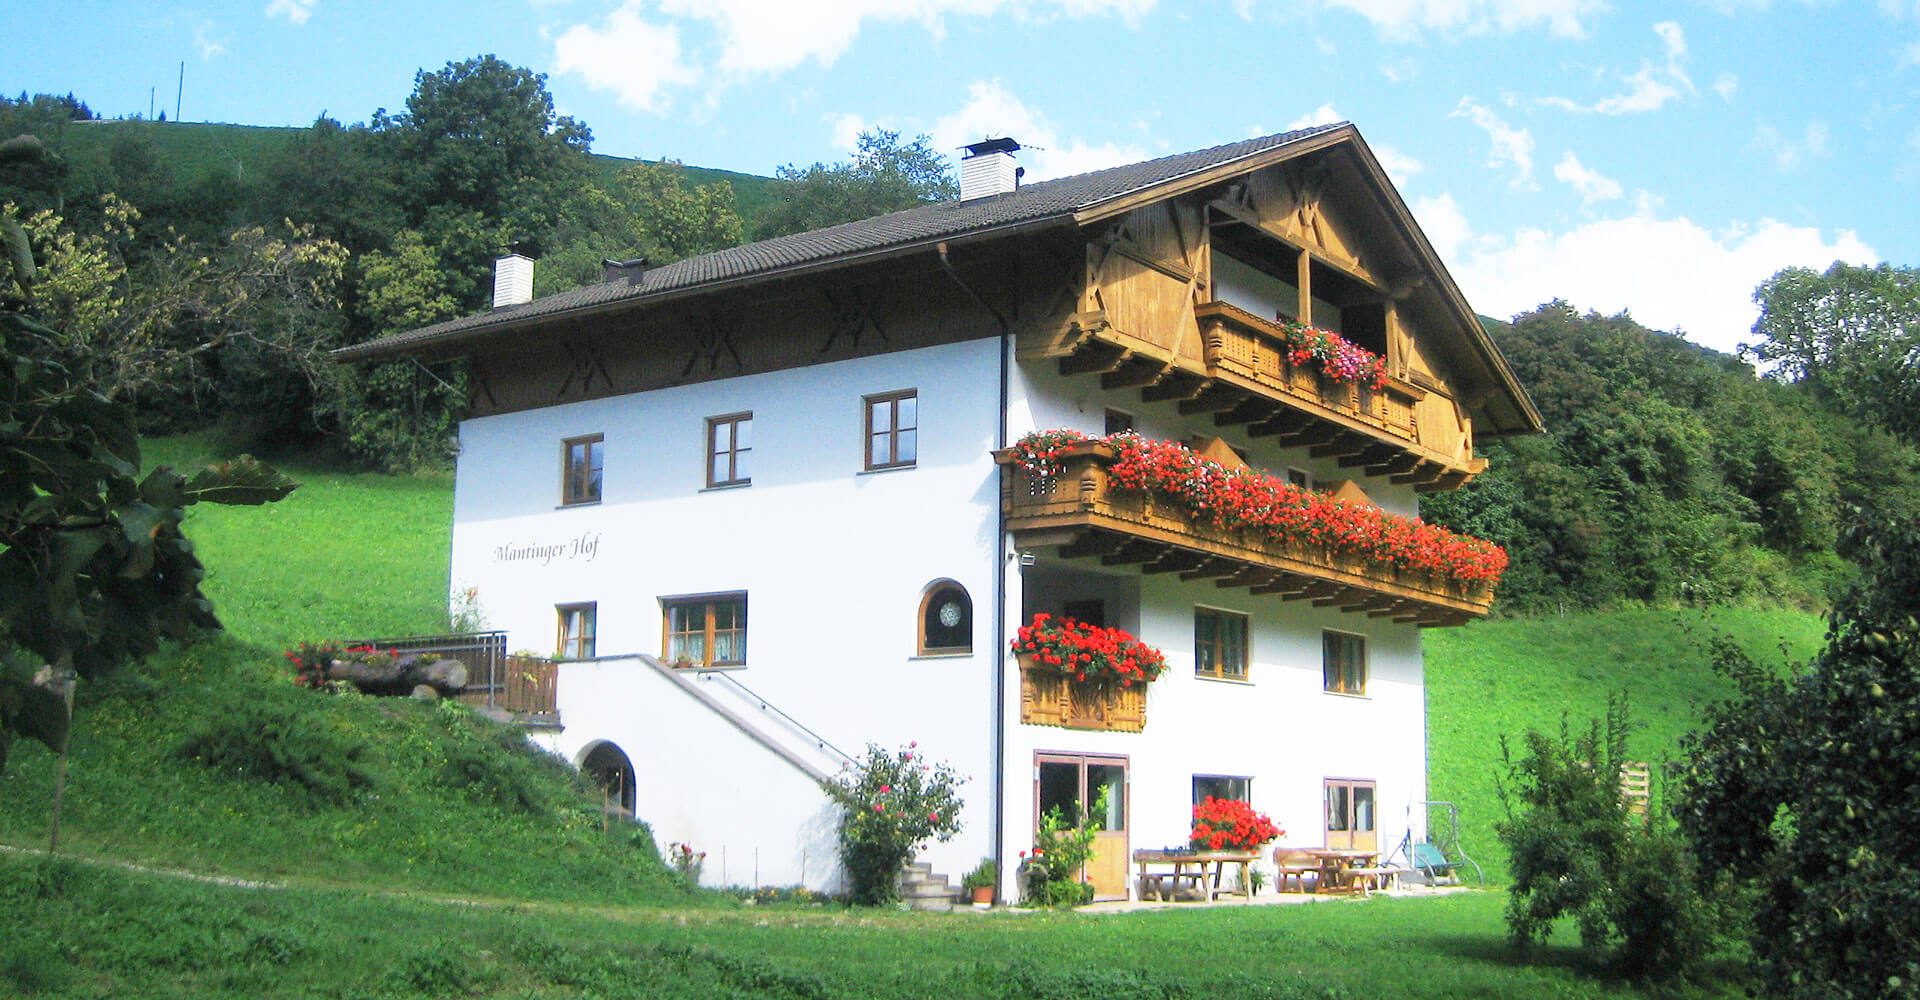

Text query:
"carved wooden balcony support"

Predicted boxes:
[[1030, 302, 1488, 492], [997, 444, 1496, 626]]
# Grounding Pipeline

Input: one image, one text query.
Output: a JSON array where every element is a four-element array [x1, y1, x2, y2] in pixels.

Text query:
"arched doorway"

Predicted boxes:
[[579, 741, 637, 816]]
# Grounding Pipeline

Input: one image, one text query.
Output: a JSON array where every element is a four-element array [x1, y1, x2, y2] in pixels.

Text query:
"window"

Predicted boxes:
[[1061, 599, 1106, 629], [863, 390, 917, 470], [1195, 607, 1249, 680], [1323, 630, 1367, 695], [1104, 409, 1135, 435], [663, 593, 747, 668], [1287, 467, 1312, 491], [1325, 778, 1377, 851], [917, 581, 972, 655], [706, 412, 752, 488], [1193, 775, 1251, 807], [557, 603, 597, 659], [562, 434, 603, 506]]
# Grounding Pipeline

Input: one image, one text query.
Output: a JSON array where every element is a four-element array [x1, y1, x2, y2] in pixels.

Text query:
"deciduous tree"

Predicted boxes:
[[1747, 262, 1920, 444]]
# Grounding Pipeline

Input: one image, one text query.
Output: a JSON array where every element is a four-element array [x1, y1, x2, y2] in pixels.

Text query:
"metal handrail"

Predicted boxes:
[[695, 669, 857, 767]]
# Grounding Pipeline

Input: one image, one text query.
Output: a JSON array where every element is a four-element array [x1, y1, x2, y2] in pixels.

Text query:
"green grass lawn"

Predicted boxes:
[[0, 434, 1808, 997], [2, 851, 1745, 999]]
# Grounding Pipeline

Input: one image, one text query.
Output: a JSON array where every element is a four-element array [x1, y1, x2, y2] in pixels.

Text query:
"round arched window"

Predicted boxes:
[[918, 582, 972, 655]]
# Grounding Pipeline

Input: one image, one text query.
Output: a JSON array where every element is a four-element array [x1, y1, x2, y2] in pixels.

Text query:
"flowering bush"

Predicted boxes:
[[666, 841, 706, 890], [1011, 613, 1167, 688], [821, 742, 965, 906], [283, 642, 410, 690], [1003, 430, 1508, 589], [1272, 318, 1389, 389], [1190, 796, 1284, 851]]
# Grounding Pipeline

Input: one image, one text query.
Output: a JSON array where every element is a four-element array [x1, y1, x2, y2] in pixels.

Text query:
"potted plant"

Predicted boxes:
[[961, 857, 997, 906]]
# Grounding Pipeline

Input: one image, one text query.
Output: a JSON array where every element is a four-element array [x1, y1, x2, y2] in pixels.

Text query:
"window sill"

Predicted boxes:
[[1322, 689, 1370, 700], [556, 500, 603, 510], [858, 464, 916, 476], [700, 481, 751, 493], [911, 650, 974, 661], [1194, 673, 1254, 686], [676, 663, 748, 673]]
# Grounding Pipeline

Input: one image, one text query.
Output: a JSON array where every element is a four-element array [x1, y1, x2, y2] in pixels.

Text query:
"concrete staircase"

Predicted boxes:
[[899, 860, 961, 912]]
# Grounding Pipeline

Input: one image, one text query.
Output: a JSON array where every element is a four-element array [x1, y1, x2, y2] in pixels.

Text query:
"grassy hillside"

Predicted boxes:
[[1425, 607, 1825, 881], [52, 119, 781, 234]]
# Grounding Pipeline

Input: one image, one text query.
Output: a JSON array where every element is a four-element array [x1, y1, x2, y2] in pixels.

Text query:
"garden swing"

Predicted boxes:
[[1387, 800, 1483, 885]]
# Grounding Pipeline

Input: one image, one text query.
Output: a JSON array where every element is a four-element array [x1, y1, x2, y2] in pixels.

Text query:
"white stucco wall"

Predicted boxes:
[[452, 338, 1006, 889]]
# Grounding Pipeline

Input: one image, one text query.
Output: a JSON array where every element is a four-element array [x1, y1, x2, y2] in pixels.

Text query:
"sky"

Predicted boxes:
[[7, 0, 1918, 356]]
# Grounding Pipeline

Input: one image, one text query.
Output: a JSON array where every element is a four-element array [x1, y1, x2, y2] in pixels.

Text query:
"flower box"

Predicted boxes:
[[1018, 654, 1147, 732]]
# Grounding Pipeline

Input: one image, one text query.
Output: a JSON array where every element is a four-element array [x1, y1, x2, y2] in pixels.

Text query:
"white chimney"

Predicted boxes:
[[959, 137, 1022, 201], [492, 253, 534, 309]]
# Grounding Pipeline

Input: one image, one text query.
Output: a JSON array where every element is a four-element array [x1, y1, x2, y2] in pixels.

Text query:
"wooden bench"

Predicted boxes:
[[1137, 870, 1209, 901], [1338, 866, 1407, 896], [1271, 848, 1321, 894]]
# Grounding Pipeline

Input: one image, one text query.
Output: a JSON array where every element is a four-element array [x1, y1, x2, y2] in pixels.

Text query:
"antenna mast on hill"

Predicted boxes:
[[176, 61, 183, 122]]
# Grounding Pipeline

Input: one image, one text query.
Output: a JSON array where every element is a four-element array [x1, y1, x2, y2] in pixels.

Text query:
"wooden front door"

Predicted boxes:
[[1036, 753, 1129, 901], [1325, 778, 1377, 852]]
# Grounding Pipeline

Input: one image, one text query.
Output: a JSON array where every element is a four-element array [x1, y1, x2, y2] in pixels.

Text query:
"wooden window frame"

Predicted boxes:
[[705, 412, 752, 488], [1323, 629, 1367, 696], [561, 434, 604, 506], [556, 602, 597, 660], [661, 592, 748, 669], [863, 389, 917, 471], [916, 580, 972, 656], [1194, 606, 1250, 680]]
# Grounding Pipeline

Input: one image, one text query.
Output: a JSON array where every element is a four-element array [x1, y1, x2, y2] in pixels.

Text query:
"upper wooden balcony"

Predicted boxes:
[[1029, 301, 1485, 492], [996, 443, 1494, 627]]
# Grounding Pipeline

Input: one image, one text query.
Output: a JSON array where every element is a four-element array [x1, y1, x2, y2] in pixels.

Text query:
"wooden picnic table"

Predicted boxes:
[[1131, 849, 1258, 902], [1303, 848, 1399, 895]]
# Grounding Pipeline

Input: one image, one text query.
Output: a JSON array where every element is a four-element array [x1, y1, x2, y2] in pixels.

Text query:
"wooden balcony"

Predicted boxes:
[[1029, 301, 1484, 492], [1019, 657, 1147, 732], [997, 444, 1494, 626]]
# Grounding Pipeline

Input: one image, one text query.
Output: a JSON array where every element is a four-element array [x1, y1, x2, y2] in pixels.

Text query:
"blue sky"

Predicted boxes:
[[8, 0, 1918, 355]]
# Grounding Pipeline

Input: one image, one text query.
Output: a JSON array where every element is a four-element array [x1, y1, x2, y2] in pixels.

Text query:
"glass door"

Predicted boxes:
[[1324, 778, 1377, 853], [1035, 753, 1129, 900]]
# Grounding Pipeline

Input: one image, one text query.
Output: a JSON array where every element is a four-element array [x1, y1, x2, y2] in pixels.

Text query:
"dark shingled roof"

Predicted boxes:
[[336, 123, 1349, 360]]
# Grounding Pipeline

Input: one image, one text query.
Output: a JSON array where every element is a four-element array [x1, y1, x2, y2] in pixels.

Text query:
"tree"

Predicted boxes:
[[1748, 262, 1920, 444], [1676, 510, 1920, 999], [386, 54, 593, 235], [755, 129, 956, 239], [0, 134, 298, 772]]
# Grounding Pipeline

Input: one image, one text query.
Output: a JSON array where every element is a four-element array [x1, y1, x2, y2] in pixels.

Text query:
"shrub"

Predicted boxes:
[[174, 697, 372, 804], [1020, 787, 1104, 907], [820, 742, 964, 906], [1496, 695, 1715, 979]]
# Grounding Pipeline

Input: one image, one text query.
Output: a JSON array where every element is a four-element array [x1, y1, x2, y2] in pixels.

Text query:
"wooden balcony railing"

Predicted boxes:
[[1029, 302, 1484, 492], [1019, 656, 1147, 732], [997, 443, 1494, 626]]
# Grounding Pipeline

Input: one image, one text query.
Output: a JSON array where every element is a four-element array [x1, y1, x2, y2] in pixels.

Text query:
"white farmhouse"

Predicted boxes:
[[339, 123, 1541, 903]]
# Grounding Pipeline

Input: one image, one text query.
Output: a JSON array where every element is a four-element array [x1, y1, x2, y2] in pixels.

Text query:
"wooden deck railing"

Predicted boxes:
[[997, 444, 1493, 626], [345, 630, 557, 722]]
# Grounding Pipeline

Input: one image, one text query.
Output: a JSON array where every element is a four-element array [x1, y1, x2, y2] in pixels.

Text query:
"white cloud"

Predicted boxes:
[[194, 22, 229, 59], [1286, 104, 1344, 131], [1752, 121, 1832, 171], [1434, 202, 1878, 354], [1451, 98, 1536, 188], [1713, 73, 1738, 100], [1539, 21, 1695, 114], [828, 113, 867, 153], [1898, 36, 1920, 68], [1553, 152, 1623, 203], [553, 6, 696, 113], [651, 0, 1154, 76], [1381, 58, 1417, 82], [932, 79, 1147, 182], [1372, 143, 1423, 187], [1324, 0, 1606, 38], [1411, 192, 1472, 261], [265, 0, 314, 25]]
